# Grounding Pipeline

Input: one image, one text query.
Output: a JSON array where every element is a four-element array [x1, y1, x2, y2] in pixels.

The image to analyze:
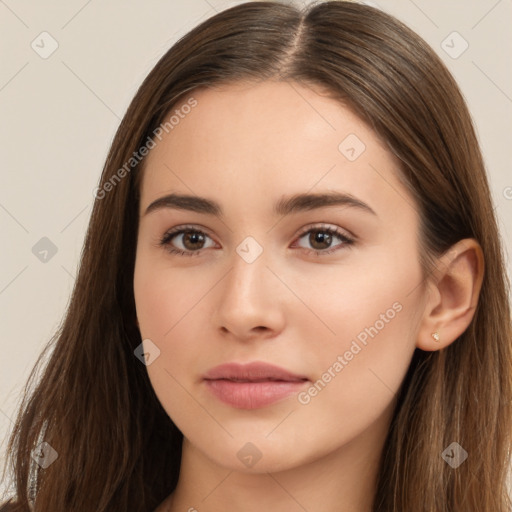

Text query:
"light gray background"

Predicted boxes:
[[1, 0, 511, 496]]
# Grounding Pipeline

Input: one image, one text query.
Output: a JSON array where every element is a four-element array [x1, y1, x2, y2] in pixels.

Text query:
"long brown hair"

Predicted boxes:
[[2, 2, 511, 510]]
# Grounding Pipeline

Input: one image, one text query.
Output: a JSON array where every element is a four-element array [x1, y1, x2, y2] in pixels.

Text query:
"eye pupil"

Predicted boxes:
[[183, 231, 205, 250], [310, 231, 332, 250]]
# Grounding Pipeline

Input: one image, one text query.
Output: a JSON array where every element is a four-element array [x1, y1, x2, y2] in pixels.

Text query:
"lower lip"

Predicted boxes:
[[204, 379, 307, 409]]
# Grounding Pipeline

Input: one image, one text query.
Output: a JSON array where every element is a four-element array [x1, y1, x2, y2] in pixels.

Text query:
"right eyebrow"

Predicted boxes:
[[144, 193, 221, 216]]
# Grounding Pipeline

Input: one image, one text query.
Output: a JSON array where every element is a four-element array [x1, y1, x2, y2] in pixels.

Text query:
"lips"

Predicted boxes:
[[203, 362, 309, 409]]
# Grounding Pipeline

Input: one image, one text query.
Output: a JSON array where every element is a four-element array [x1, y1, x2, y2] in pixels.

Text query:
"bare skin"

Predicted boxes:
[[134, 80, 484, 512]]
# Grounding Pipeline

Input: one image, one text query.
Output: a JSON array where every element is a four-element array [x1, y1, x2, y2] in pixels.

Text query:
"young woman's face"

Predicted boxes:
[[134, 80, 427, 473]]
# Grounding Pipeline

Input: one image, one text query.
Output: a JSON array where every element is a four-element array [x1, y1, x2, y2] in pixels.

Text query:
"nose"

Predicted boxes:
[[211, 247, 286, 342]]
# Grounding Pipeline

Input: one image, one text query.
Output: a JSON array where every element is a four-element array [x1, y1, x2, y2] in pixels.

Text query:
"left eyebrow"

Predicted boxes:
[[274, 191, 377, 217], [143, 191, 377, 217]]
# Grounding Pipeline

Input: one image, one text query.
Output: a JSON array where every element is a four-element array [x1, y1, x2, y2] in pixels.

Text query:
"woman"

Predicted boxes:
[[2, 1, 511, 510]]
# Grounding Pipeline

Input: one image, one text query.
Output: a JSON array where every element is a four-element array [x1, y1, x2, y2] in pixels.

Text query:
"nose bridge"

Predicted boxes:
[[225, 238, 270, 305], [213, 237, 285, 336]]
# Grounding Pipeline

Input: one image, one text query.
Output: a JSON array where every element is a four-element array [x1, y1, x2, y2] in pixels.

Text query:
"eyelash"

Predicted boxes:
[[159, 224, 355, 257]]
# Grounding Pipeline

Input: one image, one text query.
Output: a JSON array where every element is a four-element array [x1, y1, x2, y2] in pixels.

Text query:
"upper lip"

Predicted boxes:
[[203, 362, 308, 382]]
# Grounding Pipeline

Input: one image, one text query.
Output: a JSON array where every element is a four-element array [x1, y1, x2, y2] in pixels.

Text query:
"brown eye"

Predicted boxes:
[[180, 230, 206, 250], [294, 226, 354, 256], [160, 227, 216, 256], [308, 230, 333, 250]]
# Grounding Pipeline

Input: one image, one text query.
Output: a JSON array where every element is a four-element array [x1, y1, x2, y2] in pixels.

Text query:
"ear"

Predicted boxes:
[[416, 238, 484, 351]]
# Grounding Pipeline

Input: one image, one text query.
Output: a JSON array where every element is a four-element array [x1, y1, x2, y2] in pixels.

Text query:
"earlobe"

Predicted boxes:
[[416, 238, 484, 352]]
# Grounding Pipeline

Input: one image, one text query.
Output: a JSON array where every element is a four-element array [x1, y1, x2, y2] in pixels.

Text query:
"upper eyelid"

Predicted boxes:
[[161, 224, 217, 243], [163, 223, 350, 236], [295, 223, 354, 239]]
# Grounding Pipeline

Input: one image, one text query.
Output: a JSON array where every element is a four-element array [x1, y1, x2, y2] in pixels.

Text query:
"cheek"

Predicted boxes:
[[284, 311, 418, 464], [133, 258, 204, 426], [294, 246, 421, 388], [298, 245, 422, 348], [133, 254, 212, 385], [134, 253, 202, 339]]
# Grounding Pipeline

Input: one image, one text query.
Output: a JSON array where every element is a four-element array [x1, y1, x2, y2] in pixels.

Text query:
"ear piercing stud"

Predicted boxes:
[[431, 331, 440, 342]]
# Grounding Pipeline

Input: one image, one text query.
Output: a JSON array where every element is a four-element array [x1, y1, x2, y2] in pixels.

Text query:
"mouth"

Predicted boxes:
[[202, 361, 309, 409]]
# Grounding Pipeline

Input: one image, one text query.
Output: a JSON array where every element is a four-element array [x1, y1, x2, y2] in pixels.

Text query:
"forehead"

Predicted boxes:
[[139, 80, 417, 225]]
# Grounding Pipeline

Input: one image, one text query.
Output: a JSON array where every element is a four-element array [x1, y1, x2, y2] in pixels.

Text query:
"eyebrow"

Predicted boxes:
[[144, 191, 377, 217]]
